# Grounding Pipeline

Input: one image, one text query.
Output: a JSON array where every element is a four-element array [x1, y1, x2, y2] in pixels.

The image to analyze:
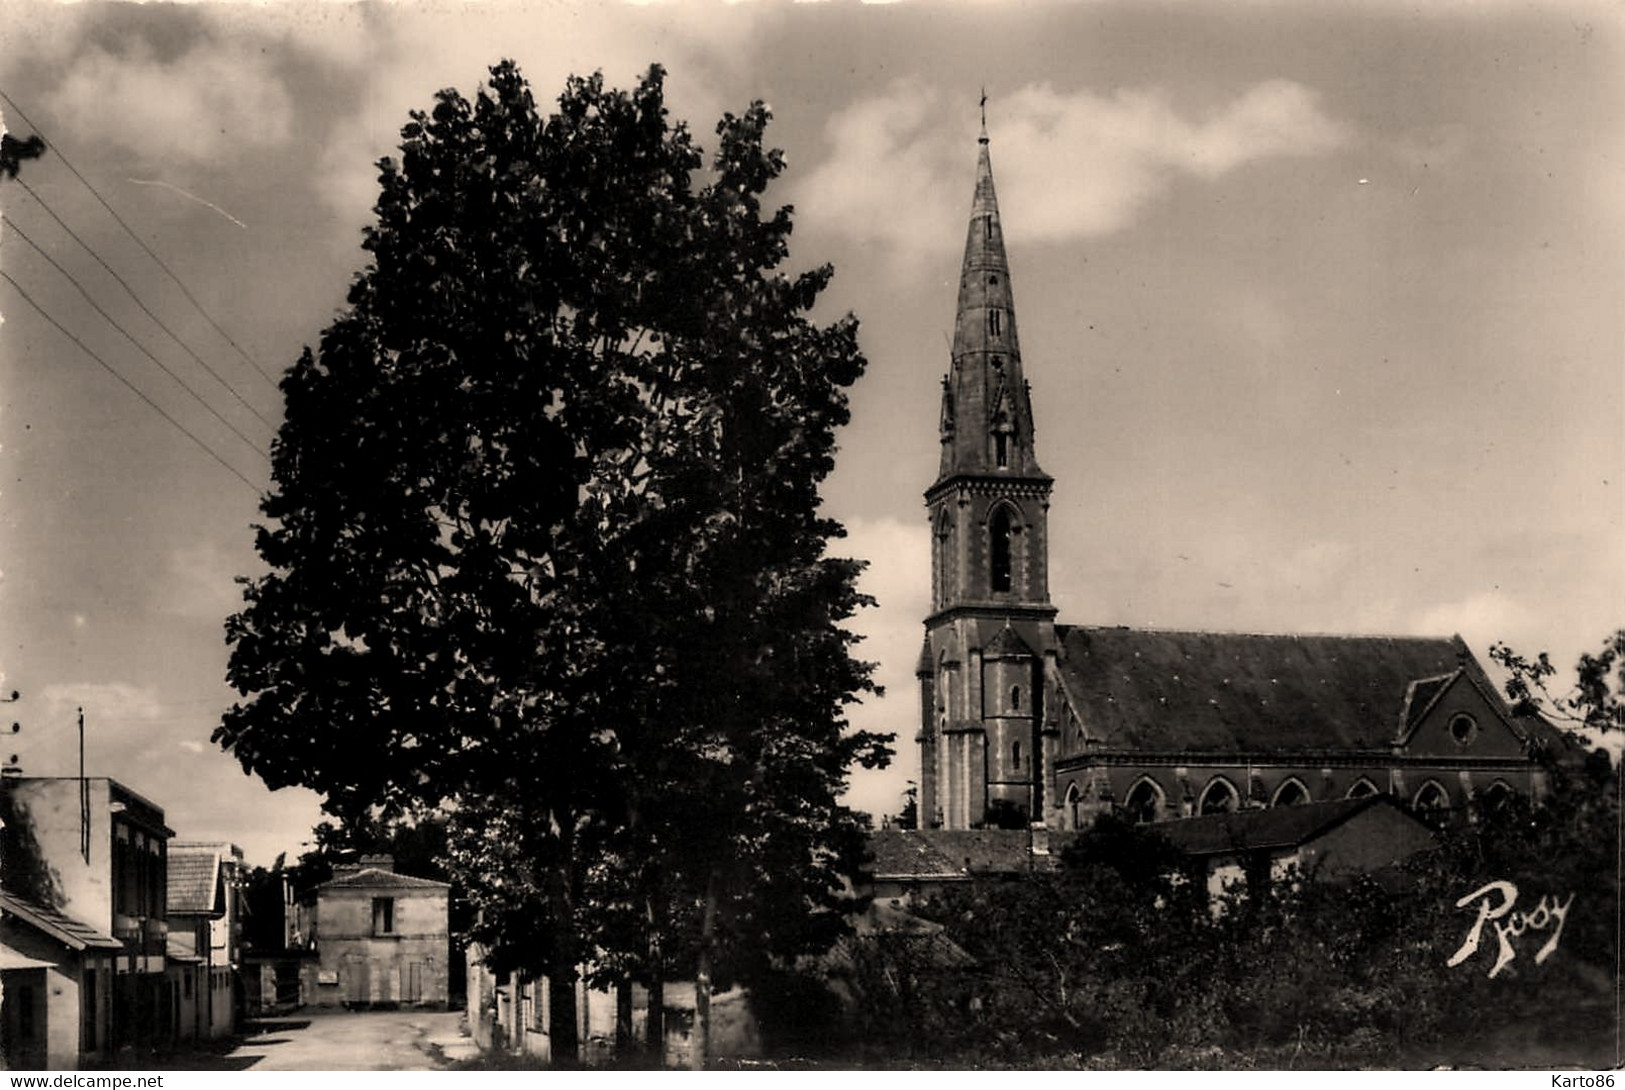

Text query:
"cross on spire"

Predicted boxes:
[[979, 87, 988, 142]]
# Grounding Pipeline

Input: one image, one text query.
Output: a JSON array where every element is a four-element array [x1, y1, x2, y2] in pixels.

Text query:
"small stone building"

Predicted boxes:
[[1151, 794, 1437, 904], [310, 855, 448, 1009]]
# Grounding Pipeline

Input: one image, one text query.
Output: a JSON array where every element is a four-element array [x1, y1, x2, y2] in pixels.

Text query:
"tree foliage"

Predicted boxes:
[[218, 59, 889, 1063], [1490, 628, 1625, 733]]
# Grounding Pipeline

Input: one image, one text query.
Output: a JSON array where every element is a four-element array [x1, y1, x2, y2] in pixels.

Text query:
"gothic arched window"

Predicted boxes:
[[1198, 777, 1239, 815], [1124, 778, 1163, 824], [1010, 685, 1021, 711], [990, 507, 1014, 593], [1346, 778, 1379, 800], [1271, 778, 1309, 807], [1479, 780, 1514, 813], [1012, 741, 1021, 770], [1413, 781, 1451, 825]]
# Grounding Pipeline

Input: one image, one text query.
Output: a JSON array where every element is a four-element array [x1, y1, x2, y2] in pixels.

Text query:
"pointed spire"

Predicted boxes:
[[936, 118, 1046, 483]]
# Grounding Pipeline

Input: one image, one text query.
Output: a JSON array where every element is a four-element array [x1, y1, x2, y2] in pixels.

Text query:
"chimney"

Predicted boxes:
[[359, 854, 395, 873]]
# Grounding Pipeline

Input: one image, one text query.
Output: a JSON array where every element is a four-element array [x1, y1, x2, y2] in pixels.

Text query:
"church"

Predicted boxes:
[[914, 127, 1557, 834]]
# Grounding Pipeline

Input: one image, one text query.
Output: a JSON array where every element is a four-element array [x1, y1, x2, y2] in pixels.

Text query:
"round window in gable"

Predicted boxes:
[[1449, 713, 1477, 746]]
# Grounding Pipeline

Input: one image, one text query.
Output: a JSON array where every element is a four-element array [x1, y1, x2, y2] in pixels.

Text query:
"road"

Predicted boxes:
[[179, 1009, 478, 1071]]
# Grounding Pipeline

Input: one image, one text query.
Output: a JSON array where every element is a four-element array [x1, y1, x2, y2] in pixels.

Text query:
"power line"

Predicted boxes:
[[6, 217, 271, 462], [0, 88, 283, 390], [0, 269, 263, 495], [14, 177, 277, 431]]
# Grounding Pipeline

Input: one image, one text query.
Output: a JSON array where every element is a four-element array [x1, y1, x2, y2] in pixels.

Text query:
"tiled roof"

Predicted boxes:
[[869, 829, 1044, 879], [0, 892, 121, 951], [1147, 796, 1422, 857], [167, 847, 222, 915], [315, 868, 449, 891], [1055, 627, 1494, 753]]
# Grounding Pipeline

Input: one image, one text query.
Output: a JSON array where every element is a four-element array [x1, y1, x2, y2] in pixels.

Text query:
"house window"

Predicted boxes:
[[989, 508, 1013, 593], [373, 897, 396, 936]]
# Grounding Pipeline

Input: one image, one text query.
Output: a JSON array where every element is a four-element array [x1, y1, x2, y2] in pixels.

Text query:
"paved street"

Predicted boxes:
[[174, 1010, 478, 1071]]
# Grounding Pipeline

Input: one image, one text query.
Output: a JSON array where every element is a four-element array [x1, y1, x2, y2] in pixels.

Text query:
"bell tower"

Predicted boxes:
[[917, 118, 1058, 831]]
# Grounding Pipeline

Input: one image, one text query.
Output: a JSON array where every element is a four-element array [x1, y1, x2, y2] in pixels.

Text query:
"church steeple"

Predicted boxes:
[[919, 121, 1060, 832], [937, 127, 1046, 483]]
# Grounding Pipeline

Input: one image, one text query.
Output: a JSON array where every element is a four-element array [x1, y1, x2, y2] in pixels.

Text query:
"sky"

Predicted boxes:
[[0, 0, 1620, 867]]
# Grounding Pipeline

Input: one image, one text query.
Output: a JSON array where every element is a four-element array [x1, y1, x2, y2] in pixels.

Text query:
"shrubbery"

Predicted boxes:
[[757, 751, 1618, 1069]]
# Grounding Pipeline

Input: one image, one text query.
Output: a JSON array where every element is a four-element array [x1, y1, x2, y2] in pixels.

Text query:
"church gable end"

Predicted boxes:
[[1397, 670, 1529, 760]]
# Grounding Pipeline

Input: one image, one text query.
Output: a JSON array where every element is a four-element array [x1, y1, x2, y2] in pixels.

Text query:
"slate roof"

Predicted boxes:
[[869, 828, 1046, 880], [1147, 796, 1424, 857], [0, 892, 122, 951], [1054, 627, 1501, 753], [167, 846, 223, 916], [315, 868, 450, 891]]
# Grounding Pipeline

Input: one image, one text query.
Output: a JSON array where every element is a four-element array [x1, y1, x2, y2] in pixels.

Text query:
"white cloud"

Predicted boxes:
[[796, 78, 1352, 268], [44, 41, 295, 165], [837, 515, 929, 819], [40, 681, 163, 727]]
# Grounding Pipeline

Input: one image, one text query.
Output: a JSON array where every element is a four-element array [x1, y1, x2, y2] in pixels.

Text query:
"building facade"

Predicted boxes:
[[166, 841, 245, 1039], [310, 855, 449, 1009], [0, 777, 174, 1066], [917, 132, 1558, 834]]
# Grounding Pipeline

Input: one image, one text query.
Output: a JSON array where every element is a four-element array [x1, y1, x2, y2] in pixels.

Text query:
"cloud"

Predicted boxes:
[[44, 40, 294, 166], [160, 540, 247, 622], [795, 78, 1352, 268], [837, 515, 930, 818], [40, 681, 163, 727]]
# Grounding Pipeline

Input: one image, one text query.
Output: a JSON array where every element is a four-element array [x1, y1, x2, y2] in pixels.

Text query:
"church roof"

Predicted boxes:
[[1053, 627, 1502, 753], [1149, 796, 1425, 857]]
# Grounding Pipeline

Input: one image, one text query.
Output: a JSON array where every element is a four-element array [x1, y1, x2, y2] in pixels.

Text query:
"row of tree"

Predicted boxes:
[[215, 61, 891, 1066]]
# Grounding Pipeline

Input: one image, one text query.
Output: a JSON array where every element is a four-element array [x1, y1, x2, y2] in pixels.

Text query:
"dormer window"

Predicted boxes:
[[989, 308, 1002, 337], [985, 217, 994, 241]]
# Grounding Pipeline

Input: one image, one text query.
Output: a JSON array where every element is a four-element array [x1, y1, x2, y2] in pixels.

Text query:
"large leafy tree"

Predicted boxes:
[[219, 60, 887, 1064]]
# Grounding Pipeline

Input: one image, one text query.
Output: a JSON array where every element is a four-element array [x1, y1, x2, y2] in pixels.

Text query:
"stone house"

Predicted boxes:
[[309, 855, 448, 1008]]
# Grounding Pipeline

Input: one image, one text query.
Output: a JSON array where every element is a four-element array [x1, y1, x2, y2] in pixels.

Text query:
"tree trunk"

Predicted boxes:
[[691, 868, 718, 1072], [546, 825, 579, 1068], [615, 976, 633, 1061], [645, 891, 665, 1067]]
